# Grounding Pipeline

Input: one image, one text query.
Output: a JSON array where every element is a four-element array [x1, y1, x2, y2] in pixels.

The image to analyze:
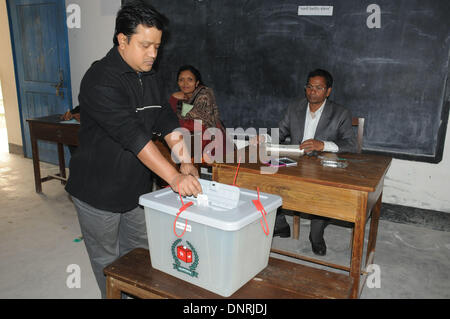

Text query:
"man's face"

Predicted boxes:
[[305, 76, 332, 105], [117, 24, 162, 73]]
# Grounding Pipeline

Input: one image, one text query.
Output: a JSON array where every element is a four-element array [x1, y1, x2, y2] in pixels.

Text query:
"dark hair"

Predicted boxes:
[[177, 65, 204, 86], [113, 1, 168, 46], [307, 69, 333, 88]]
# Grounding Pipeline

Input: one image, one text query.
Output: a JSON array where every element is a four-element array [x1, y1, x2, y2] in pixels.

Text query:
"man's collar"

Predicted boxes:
[[106, 46, 155, 75], [307, 99, 327, 116]]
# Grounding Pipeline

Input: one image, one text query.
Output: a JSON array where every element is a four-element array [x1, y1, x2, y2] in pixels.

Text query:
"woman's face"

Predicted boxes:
[[178, 70, 199, 95]]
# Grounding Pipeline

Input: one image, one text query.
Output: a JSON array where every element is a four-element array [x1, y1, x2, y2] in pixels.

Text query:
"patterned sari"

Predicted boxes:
[[169, 86, 229, 155]]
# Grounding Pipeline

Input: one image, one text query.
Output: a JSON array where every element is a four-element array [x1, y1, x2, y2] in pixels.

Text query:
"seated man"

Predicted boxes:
[[60, 105, 80, 155], [266, 69, 357, 256]]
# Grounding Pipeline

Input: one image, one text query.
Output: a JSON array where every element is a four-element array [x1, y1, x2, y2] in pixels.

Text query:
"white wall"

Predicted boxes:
[[383, 121, 450, 213], [0, 0, 22, 148], [64, 0, 450, 214], [65, 0, 121, 107]]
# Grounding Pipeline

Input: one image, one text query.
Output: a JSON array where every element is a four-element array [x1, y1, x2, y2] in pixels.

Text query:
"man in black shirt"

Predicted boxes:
[[66, 1, 201, 298]]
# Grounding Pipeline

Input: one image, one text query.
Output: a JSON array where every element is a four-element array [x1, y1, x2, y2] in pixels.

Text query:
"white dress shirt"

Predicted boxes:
[[303, 100, 339, 152]]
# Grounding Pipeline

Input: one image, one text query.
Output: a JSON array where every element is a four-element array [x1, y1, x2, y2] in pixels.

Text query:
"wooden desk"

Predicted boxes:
[[212, 148, 391, 298], [26, 115, 181, 193], [104, 248, 353, 299], [27, 115, 79, 193]]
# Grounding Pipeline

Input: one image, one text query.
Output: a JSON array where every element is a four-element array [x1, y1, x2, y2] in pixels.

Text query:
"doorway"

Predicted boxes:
[[7, 0, 72, 164]]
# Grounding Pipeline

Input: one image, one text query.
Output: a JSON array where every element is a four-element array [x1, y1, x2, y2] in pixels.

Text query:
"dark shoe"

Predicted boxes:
[[309, 233, 327, 256], [274, 224, 291, 238]]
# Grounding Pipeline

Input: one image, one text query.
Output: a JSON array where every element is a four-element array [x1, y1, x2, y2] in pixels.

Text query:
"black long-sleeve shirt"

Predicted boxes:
[[66, 47, 179, 212], [69, 105, 80, 114]]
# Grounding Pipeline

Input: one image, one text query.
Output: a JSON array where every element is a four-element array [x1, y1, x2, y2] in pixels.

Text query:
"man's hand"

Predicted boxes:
[[300, 139, 324, 153], [61, 110, 73, 121], [169, 173, 202, 197], [60, 111, 80, 122], [180, 163, 199, 178]]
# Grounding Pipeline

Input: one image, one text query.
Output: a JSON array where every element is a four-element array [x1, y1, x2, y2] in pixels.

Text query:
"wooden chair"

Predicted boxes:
[[352, 117, 365, 154], [291, 117, 365, 240]]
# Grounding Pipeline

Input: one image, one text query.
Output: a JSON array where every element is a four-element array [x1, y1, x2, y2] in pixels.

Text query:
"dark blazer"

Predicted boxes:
[[277, 98, 357, 153]]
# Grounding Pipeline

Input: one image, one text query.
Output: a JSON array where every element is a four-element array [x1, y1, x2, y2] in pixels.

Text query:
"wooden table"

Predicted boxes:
[[212, 147, 391, 298], [104, 248, 353, 299], [27, 115, 79, 193], [26, 115, 178, 193]]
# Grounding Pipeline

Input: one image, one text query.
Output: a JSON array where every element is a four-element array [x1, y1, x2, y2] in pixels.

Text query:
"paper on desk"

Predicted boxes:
[[60, 119, 80, 124], [264, 144, 305, 156], [181, 103, 194, 117]]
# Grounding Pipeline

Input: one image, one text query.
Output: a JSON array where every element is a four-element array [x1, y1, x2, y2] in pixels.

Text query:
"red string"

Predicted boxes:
[[232, 156, 241, 186], [252, 187, 269, 236], [173, 183, 193, 238], [232, 157, 269, 236]]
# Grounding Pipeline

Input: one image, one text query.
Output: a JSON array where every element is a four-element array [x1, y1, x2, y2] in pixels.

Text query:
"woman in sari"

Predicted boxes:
[[169, 65, 227, 157]]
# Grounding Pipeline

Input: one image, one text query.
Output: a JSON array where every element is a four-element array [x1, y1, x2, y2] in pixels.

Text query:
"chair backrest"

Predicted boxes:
[[352, 117, 365, 153]]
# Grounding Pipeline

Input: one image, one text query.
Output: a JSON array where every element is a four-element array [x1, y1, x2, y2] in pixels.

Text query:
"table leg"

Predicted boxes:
[[29, 127, 42, 193], [349, 195, 367, 299], [366, 193, 382, 266], [106, 276, 122, 299], [293, 215, 300, 239], [57, 143, 66, 185]]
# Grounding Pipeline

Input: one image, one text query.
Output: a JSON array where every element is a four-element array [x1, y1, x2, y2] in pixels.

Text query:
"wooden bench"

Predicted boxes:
[[103, 248, 353, 299]]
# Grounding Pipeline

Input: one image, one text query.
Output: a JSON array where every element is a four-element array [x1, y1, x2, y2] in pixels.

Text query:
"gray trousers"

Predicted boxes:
[[72, 196, 149, 298]]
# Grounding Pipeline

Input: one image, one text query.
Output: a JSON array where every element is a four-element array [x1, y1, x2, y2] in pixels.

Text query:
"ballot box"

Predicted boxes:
[[139, 179, 282, 297]]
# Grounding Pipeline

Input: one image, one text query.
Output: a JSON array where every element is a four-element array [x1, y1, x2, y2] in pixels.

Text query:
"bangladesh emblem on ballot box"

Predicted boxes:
[[171, 238, 199, 277]]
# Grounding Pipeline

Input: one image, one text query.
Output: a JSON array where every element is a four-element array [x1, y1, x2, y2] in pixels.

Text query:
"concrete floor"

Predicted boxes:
[[0, 150, 449, 299]]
